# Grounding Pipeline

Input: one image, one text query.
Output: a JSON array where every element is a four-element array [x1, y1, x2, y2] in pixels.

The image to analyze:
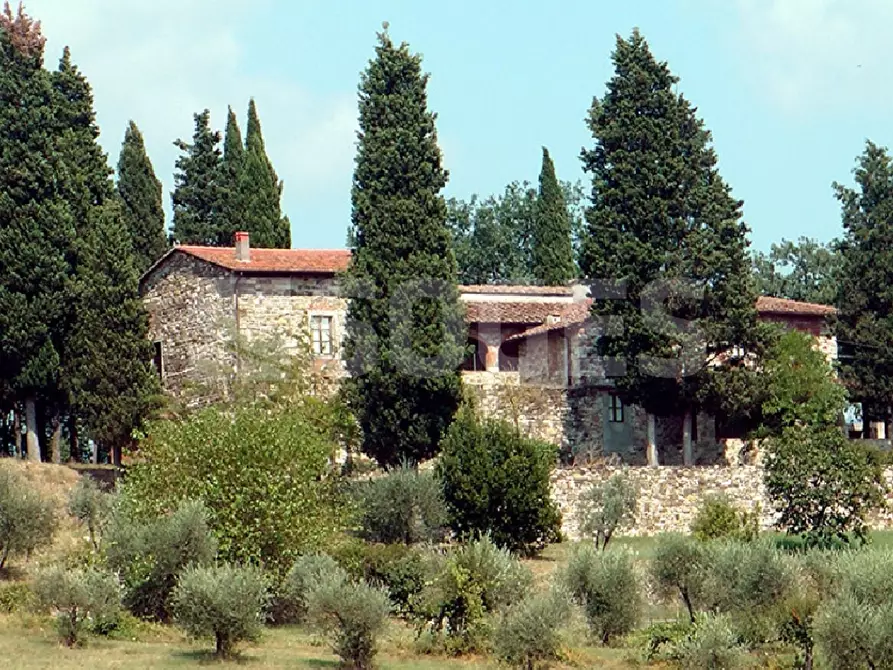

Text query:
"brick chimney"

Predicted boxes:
[[234, 231, 250, 262]]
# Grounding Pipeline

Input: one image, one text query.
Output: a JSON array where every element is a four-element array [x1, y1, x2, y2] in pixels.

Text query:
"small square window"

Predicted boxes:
[[609, 394, 624, 423], [311, 315, 334, 356]]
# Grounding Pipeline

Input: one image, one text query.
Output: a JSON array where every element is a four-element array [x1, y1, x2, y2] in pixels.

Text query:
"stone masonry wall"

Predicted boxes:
[[552, 465, 893, 539]]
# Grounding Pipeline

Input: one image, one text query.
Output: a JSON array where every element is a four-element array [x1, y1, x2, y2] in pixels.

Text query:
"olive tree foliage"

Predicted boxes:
[[277, 553, 348, 625], [171, 564, 269, 660], [68, 476, 113, 551], [575, 470, 637, 550], [32, 566, 121, 647], [0, 466, 56, 571], [493, 587, 572, 670], [760, 330, 886, 547]]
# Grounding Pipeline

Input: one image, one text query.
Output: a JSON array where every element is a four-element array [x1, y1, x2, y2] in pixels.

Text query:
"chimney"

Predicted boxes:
[[234, 231, 250, 262]]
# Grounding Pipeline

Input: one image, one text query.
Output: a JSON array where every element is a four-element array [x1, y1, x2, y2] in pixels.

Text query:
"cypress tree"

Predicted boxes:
[[238, 99, 290, 248], [343, 29, 465, 468], [580, 31, 762, 459], [834, 141, 893, 434], [0, 4, 74, 461], [171, 110, 222, 245], [117, 121, 167, 272], [215, 106, 246, 247], [531, 147, 575, 285]]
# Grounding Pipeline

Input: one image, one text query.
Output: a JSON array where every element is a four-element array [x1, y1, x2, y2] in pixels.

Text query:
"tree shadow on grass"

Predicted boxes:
[[171, 650, 261, 665]]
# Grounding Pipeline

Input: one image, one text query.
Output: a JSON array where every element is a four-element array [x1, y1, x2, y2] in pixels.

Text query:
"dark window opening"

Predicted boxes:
[[152, 341, 163, 379], [461, 337, 486, 371], [609, 394, 624, 423]]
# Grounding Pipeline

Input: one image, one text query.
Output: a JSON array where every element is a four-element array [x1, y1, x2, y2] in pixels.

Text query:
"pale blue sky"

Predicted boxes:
[[27, 1, 893, 251]]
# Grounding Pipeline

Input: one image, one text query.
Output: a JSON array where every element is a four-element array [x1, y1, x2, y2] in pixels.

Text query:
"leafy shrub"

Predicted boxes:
[[815, 591, 893, 669], [68, 476, 113, 551], [575, 471, 637, 550], [437, 408, 561, 557], [560, 545, 642, 644], [702, 540, 794, 616], [106, 499, 216, 621], [691, 494, 759, 543], [353, 465, 447, 545], [650, 533, 709, 623], [276, 553, 347, 624], [416, 536, 532, 653], [0, 580, 34, 613], [630, 621, 692, 663], [673, 614, 747, 670], [307, 573, 391, 670], [0, 466, 56, 571], [171, 564, 269, 659], [831, 548, 893, 606], [493, 588, 571, 670], [32, 566, 121, 647], [359, 543, 429, 616], [120, 405, 347, 578]]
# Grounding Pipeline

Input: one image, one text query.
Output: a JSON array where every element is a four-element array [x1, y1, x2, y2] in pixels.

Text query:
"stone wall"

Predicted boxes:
[[551, 464, 893, 539]]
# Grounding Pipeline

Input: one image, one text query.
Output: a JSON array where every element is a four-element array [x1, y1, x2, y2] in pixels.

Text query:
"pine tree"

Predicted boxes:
[[117, 121, 167, 272], [834, 141, 893, 434], [531, 147, 575, 285], [343, 29, 465, 468], [0, 4, 75, 461], [171, 110, 222, 245], [579, 30, 762, 462], [238, 99, 290, 248]]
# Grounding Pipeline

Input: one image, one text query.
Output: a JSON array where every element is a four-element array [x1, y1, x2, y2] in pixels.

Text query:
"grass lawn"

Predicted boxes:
[[0, 614, 638, 669]]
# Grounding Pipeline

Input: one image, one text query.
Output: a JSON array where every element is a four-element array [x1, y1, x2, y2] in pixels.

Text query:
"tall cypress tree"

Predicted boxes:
[[531, 147, 575, 284], [238, 99, 290, 248], [580, 31, 761, 458], [835, 141, 893, 434], [215, 106, 246, 247], [171, 110, 222, 245], [0, 4, 74, 461], [117, 121, 167, 272], [343, 29, 464, 468]]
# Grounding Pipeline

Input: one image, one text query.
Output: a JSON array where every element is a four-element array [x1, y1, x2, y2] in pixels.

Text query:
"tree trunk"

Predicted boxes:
[[12, 409, 21, 459], [68, 416, 79, 464], [682, 410, 693, 466], [50, 416, 61, 464], [646, 413, 659, 466], [91, 439, 98, 464], [24, 396, 40, 462]]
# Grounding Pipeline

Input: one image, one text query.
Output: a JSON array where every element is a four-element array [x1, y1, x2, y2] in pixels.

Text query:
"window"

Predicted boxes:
[[152, 341, 164, 379], [609, 394, 624, 423], [311, 315, 334, 356]]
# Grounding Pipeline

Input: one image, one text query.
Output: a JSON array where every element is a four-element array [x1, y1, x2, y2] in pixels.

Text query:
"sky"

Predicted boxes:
[[24, 0, 893, 252]]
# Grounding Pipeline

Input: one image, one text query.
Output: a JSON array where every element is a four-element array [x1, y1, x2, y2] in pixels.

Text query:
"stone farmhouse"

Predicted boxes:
[[140, 232, 838, 466]]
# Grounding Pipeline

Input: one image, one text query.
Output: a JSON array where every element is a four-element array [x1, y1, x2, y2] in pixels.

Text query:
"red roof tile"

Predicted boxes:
[[459, 284, 573, 296], [465, 301, 571, 324], [755, 296, 836, 317], [173, 246, 352, 274]]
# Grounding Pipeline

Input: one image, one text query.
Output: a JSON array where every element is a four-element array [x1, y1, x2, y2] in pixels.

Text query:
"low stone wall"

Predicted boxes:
[[552, 465, 893, 539]]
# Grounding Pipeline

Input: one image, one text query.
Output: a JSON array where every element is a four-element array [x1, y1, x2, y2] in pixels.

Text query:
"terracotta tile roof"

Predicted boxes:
[[465, 301, 572, 324], [459, 284, 574, 296], [175, 246, 352, 274], [503, 301, 592, 341], [755, 296, 836, 317]]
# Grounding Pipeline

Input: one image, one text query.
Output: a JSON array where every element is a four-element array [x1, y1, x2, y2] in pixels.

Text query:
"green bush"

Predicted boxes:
[[630, 621, 693, 663], [437, 408, 561, 557], [493, 588, 571, 670], [106, 499, 217, 621], [560, 545, 642, 644], [702, 540, 794, 616], [815, 591, 893, 669], [359, 543, 429, 616], [0, 580, 34, 613], [650, 533, 709, 623], [276, 553, 347, 624], [0, 466, 56, 571], [307, 573, 391, 670], [120, 405, 347, 578], [575, 471, 637, 550], [353, 465, 447, 545], [68, 476, 113, 551], [690, 494, 759, 543], [831, 549, 893, 606], [673, 614, 747, 670], [171, 564, 269, 659], [32, 566, 121, 647], [416, 536, 532, 653]]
